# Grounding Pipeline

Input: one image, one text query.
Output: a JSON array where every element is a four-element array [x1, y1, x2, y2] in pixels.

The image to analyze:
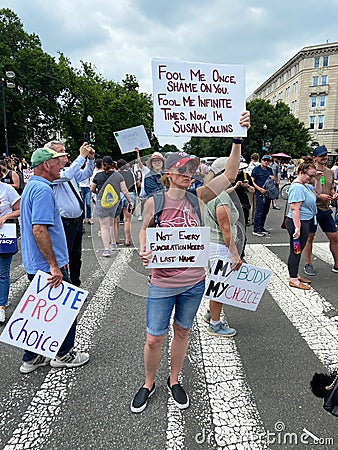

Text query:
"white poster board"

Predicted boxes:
[[0, 271, 88, 358], [146, 226, 210, 268], [0, 223, 17, 253], [23, 168, 34, 184], [204, 259, 272, 311], [114, 125, 151, 154], [152, 59, 246, 137]]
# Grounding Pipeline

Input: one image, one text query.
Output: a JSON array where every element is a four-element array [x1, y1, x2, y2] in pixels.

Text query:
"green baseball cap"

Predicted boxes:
[[31, 148, 68, 168]]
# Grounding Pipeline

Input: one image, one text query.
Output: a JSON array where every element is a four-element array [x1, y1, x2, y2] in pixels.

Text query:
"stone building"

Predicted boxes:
[[249, 42, 338, 155]]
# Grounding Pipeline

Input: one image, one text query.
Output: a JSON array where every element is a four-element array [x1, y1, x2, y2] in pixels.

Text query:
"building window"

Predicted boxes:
[[309, 116, 315, 129], [311, 97, 317, 108], [285, 86, 290, 98], [318, 115, 324, 129], [319, 95, 326, 107], [323, 55, 329, 67], [293, 81, 298, 94], [314, 57, 320, 68], [312, 76, 319, 86], [292, 100, 297, 113], [321, 75, 328, 85], [294, 63, 299, 75]]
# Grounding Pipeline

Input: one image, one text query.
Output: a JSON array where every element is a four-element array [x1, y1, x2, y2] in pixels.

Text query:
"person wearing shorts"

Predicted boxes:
[[303, 145, 338, 275], [130, 111, 251, 414]]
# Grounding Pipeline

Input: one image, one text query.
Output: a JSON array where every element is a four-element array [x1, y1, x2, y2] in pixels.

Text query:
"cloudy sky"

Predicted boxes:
[[2, 0, 338, 147]]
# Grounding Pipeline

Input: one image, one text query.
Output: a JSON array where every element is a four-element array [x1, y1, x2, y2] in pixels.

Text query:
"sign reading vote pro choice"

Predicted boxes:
[[152, 59, 245, 137], [146, 227, 210, 268], [0, 271, 88, 358], [204, 259, 272, 311]]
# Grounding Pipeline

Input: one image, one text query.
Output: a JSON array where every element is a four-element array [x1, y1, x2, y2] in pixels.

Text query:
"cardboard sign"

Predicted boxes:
[[204, 259, 272, 311], [114, 125, 151, 154], [23, 169, 34, 184], [0, 271, 88, 358], [146, 226, 210, 268], [152, 59, 246, 137], [0, 223, 17, 253]]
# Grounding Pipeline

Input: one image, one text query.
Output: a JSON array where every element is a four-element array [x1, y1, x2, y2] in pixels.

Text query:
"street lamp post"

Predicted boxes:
[[262, 124, 267, 152], [1, 71, 15, 157]]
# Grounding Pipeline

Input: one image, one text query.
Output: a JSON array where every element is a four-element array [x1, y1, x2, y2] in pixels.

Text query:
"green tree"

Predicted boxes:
[[0, 8, 64, 156], [244, 99, 311, 159]]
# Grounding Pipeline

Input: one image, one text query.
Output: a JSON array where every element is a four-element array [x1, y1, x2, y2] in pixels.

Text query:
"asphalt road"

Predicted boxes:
[[0, 192, 338, 450]]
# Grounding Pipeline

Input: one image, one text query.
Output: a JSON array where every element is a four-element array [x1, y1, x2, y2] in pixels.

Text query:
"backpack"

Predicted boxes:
[[152, 189, 202, 227], [263, 178, 279, 200]]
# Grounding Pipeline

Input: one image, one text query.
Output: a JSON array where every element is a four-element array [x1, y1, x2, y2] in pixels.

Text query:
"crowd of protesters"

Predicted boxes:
[[1, 132, 338, 412]]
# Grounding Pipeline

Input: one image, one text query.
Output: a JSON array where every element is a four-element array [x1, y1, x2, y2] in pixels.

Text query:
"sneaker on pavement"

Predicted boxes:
[[0, 308, 5, 323], [332, 265, 338, 273], [102, 249, 110, 257], [261, 228, 271, 235], [130, 383, 155, 414], [50, 350, 89, 369], [167, 377, 189, 410], [252, 231, 265, 237], [138, 215, 143, 221], [207, 322, 237, 337], [110, 243, 117, 251], [203, 310, 211, 324], [304, 263, 316, 276], [20, 355, 51, 374]]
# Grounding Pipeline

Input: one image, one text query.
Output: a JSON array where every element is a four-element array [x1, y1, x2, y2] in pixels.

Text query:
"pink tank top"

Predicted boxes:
[[151, 192, 206, 288]]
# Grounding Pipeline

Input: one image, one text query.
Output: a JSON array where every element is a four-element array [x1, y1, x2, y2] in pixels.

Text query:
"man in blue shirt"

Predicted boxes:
[[20, 147, 90, 374], [251, 155, 274, 237]]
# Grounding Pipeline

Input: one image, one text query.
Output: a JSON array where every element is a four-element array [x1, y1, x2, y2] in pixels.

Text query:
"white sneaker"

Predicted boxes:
[[0, 308, 5, 323], [50, 350, 89, 368], [138, 215, 143, 221], [102, 249, 110, 257], [20, 355, 51, 374]]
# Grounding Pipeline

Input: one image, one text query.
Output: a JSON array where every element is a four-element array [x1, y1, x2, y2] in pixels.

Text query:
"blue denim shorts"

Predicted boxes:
[[120, 192, 135, 209], [309, 209, 337, 233], [146, 279, 205, 336]]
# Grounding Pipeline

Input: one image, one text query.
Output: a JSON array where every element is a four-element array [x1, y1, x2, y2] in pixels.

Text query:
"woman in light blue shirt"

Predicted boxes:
[[285, 162, 317, 290]]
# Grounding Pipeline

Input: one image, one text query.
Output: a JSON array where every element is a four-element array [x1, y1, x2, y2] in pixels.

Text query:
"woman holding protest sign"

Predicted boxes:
[[130, 110, 250, 414], [202, 157, 243, 337], [0, 180, 20, 323]]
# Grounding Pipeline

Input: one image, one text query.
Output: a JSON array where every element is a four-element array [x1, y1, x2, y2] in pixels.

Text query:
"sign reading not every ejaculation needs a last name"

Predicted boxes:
[[146, 226, 210, 269], [152, 59, 246, 137]]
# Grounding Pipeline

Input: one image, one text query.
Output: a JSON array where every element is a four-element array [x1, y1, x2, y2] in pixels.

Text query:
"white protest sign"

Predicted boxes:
[[204, 259, 272, 311], [114, 125, 151, 154], [0, 223, 17, 253], [0, 271, 88, 358], [23, 168, 34, 184], [146, 226, 210, 268], [152, 59, 246, 137]]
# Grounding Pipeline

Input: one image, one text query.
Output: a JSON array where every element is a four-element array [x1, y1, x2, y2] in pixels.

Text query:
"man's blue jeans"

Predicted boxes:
[[253, 191, 271, 232], [22, 267, 77, 362], [0, 255, 12, 307], [80, 187, 91, 219]]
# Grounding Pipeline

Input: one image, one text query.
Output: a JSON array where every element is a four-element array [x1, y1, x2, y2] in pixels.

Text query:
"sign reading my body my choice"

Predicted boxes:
[[0, 271, 88, 358], [204, 259, 272, 311], [146, 227, 210, 268], [152, 59, 245, 137]]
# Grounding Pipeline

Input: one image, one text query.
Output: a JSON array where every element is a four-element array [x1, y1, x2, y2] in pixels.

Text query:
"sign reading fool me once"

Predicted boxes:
[[152, 59, 246, 137], [146, 226, 210, 268], [204, 259, 272, 311], [0, 271, 88, 358]]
